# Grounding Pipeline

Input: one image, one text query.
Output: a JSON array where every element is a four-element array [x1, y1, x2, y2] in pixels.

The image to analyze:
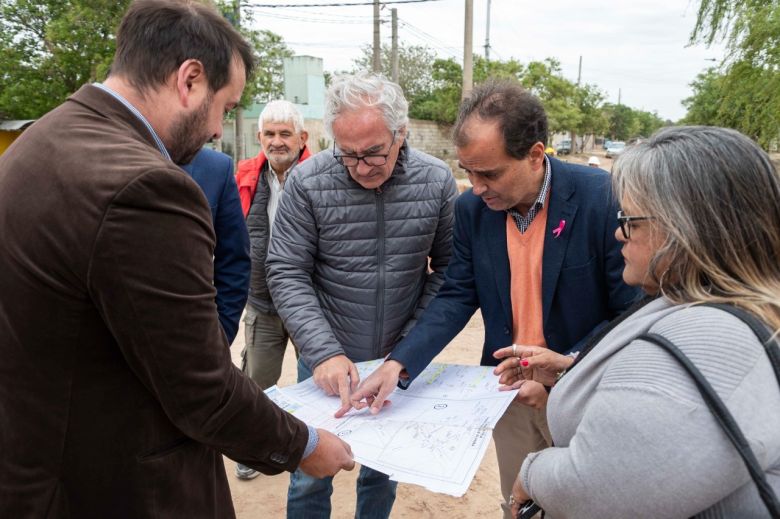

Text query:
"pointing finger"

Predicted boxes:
[[337, 372, 352, 412], [348, 363, 360, 393]]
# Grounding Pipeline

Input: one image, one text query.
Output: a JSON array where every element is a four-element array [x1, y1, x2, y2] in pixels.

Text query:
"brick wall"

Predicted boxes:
[[406, 119, 464, 178]]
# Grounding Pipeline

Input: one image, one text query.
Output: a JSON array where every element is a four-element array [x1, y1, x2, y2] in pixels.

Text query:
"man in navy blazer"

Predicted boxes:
[[349, 81, 639, 518], [182, 148, 250, 344]]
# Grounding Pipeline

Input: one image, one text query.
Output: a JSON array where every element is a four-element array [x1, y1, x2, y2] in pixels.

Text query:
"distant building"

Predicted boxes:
[[0, 120, 36, 155]]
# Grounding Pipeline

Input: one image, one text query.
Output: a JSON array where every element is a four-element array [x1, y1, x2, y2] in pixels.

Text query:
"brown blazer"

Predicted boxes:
[[0, 85, 308, 518]]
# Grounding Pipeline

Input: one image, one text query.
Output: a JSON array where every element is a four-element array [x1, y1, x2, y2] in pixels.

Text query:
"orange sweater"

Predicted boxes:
[[506, 205, 548, 347]]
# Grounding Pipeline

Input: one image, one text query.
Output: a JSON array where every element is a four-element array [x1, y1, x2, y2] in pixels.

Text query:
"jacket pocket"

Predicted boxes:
[[136, 439, 229, 518], [559, 256, 596, 281], [137, 437, 193, 462]]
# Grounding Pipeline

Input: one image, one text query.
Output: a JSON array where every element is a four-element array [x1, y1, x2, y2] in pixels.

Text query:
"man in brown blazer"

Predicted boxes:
[[0, 1, 354, 517]]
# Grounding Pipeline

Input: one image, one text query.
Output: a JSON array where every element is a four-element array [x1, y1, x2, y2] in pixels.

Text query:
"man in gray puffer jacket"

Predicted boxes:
[[266, 73, 458, 519]]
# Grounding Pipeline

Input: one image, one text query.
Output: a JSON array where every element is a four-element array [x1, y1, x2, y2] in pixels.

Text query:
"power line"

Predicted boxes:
[[251, 6, 376, 20], [397, 18, 460, 59], [286, 40, 366, 48], [252, 8, 378, 23], [243, 0, 445, 8]]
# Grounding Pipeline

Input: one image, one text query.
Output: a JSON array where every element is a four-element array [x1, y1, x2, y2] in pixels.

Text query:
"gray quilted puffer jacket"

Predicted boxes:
[[266, 142, 457, 369]]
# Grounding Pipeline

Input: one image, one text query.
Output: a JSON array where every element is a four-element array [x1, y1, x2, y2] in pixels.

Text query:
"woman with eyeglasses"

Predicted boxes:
[[494, 126, 780, 518]]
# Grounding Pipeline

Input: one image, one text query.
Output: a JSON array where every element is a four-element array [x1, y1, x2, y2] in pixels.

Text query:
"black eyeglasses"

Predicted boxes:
[[333, 131, 396, 167], [617, 210, 656, 240]]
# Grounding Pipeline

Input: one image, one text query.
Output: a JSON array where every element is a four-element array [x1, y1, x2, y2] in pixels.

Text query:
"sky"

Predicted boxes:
[[243, 0, 727, 122]]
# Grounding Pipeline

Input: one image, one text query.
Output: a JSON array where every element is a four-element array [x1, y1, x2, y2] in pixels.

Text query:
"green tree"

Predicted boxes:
[[522, 59, 581, 138], [0, 0, 128, 119], [407, 58, 462, 124], [353, 43, 437, 104], [686, 0, 780, 146], [692, 0, 780, 64], [215, 2, 294, 106], [473, 55, 524, 83], [573, 83, 608, 138], [682, 68, 725, 125], [0, 0, 294, 119], [408, 56, 524, 124], [241, 29, 294, 104], [602, 103, 640, 141], [633, 109, 666, 137]]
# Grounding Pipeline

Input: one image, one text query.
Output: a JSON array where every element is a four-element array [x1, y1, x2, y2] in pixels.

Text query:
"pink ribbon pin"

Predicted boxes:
[[552, 219, 566, 238]]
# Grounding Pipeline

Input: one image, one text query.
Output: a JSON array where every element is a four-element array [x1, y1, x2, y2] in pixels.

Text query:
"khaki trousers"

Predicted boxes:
[[492, 400, 552, 519], [241, 305, 297, 390]]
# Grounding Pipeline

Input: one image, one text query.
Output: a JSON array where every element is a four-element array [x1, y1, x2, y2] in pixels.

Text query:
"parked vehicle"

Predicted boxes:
[[603, 139, 612, 150], [605, 141, 626, 158], [557, 139, 572, 155]]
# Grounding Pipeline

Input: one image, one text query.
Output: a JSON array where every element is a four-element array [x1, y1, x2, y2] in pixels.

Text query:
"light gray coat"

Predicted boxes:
[[521, 297, 780, 518], [266, 143, 457, 369]]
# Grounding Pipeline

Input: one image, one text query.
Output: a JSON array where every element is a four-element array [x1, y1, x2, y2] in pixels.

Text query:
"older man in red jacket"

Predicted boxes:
[[234, 100, 311, 480]]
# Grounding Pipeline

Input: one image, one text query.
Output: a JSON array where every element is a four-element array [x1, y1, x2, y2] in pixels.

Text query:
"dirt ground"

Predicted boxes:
[[226, 311, 503, 519], [559, 149, 614, 171]]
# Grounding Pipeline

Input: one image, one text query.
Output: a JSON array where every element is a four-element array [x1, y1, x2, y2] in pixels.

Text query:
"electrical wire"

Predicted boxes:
[[252, 8, 379, 23], [397, 18, 460, 59], [243, 0, 445, 8]]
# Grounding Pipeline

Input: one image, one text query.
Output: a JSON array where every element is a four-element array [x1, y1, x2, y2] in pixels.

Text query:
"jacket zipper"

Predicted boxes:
[[374, 186, 385, 359]]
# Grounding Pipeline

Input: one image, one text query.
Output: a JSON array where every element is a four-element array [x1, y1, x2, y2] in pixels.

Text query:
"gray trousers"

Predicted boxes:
[[241, 305, 297, 390]]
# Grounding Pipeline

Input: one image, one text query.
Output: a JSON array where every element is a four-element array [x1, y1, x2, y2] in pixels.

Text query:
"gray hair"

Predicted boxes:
[[258, 100, 305, 134], [612, 125, 780, 332], [324, 73, 409, 138]]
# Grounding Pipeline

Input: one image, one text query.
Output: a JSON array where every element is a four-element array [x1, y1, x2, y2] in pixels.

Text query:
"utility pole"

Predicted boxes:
[[373, 0, 381, 73], [484, 0, 491, 60], [233, 0, 244, 162], [462, 0, 473, 99], [618, 88, 622, 105], [577, 55, 582, 85], [572, 55, 581, 152], [391, 8, 399, 82]]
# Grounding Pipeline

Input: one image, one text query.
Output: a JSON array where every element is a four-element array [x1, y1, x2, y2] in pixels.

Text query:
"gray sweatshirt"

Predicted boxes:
[[521, 297, 780, 518]]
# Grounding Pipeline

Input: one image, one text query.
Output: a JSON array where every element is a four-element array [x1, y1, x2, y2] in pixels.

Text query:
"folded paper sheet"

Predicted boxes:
[[266, 360, 518, 496]]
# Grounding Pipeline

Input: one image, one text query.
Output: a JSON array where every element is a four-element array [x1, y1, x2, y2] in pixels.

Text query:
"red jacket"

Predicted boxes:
[[235, 146, 312, 217]]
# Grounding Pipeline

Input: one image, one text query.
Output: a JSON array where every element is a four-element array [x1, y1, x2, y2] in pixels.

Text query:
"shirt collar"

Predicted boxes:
[[504, 155, 552, 233], [93, 83, 171, 161], [265, 158, 297, 185], [533, 155, 552, 209], [508, 154, 552, 214]]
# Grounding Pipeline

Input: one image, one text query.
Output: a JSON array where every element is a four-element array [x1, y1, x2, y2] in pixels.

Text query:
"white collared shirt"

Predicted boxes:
[[266, 165, 285, 238], [93, 83, 171, 161]]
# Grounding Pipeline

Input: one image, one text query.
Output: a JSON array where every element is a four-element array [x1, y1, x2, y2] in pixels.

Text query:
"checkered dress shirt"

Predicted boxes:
[[506, 156, 552, 234]]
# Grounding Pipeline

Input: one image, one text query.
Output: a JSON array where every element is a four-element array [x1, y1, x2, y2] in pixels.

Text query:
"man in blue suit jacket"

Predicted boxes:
[[182, 148, 250, 344], [349, 81, 639, 518]]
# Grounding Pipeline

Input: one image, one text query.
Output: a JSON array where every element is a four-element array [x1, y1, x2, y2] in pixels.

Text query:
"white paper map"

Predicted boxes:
[[265, 360, 517, 496]]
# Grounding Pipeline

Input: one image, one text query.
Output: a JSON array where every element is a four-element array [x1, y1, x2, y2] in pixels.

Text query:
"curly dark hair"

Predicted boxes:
[[453, 80, 548, 159]]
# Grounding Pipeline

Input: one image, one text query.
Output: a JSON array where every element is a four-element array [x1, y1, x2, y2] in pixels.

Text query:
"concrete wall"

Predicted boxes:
[[406, 119, 455, 161], [406, 119, 460, 175]]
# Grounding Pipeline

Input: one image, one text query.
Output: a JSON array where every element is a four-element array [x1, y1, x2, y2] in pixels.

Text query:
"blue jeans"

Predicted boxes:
[[287, 359, 397, 519]]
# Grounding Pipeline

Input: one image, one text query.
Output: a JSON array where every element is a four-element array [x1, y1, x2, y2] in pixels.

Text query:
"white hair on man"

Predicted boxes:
[[324, 72, 409, 138], [259, 99, 305, 133]]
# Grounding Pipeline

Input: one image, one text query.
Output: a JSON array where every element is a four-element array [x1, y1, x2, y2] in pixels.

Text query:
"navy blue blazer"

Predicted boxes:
[[390, 156, 641, 381], [182, 148, 250, 344]]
